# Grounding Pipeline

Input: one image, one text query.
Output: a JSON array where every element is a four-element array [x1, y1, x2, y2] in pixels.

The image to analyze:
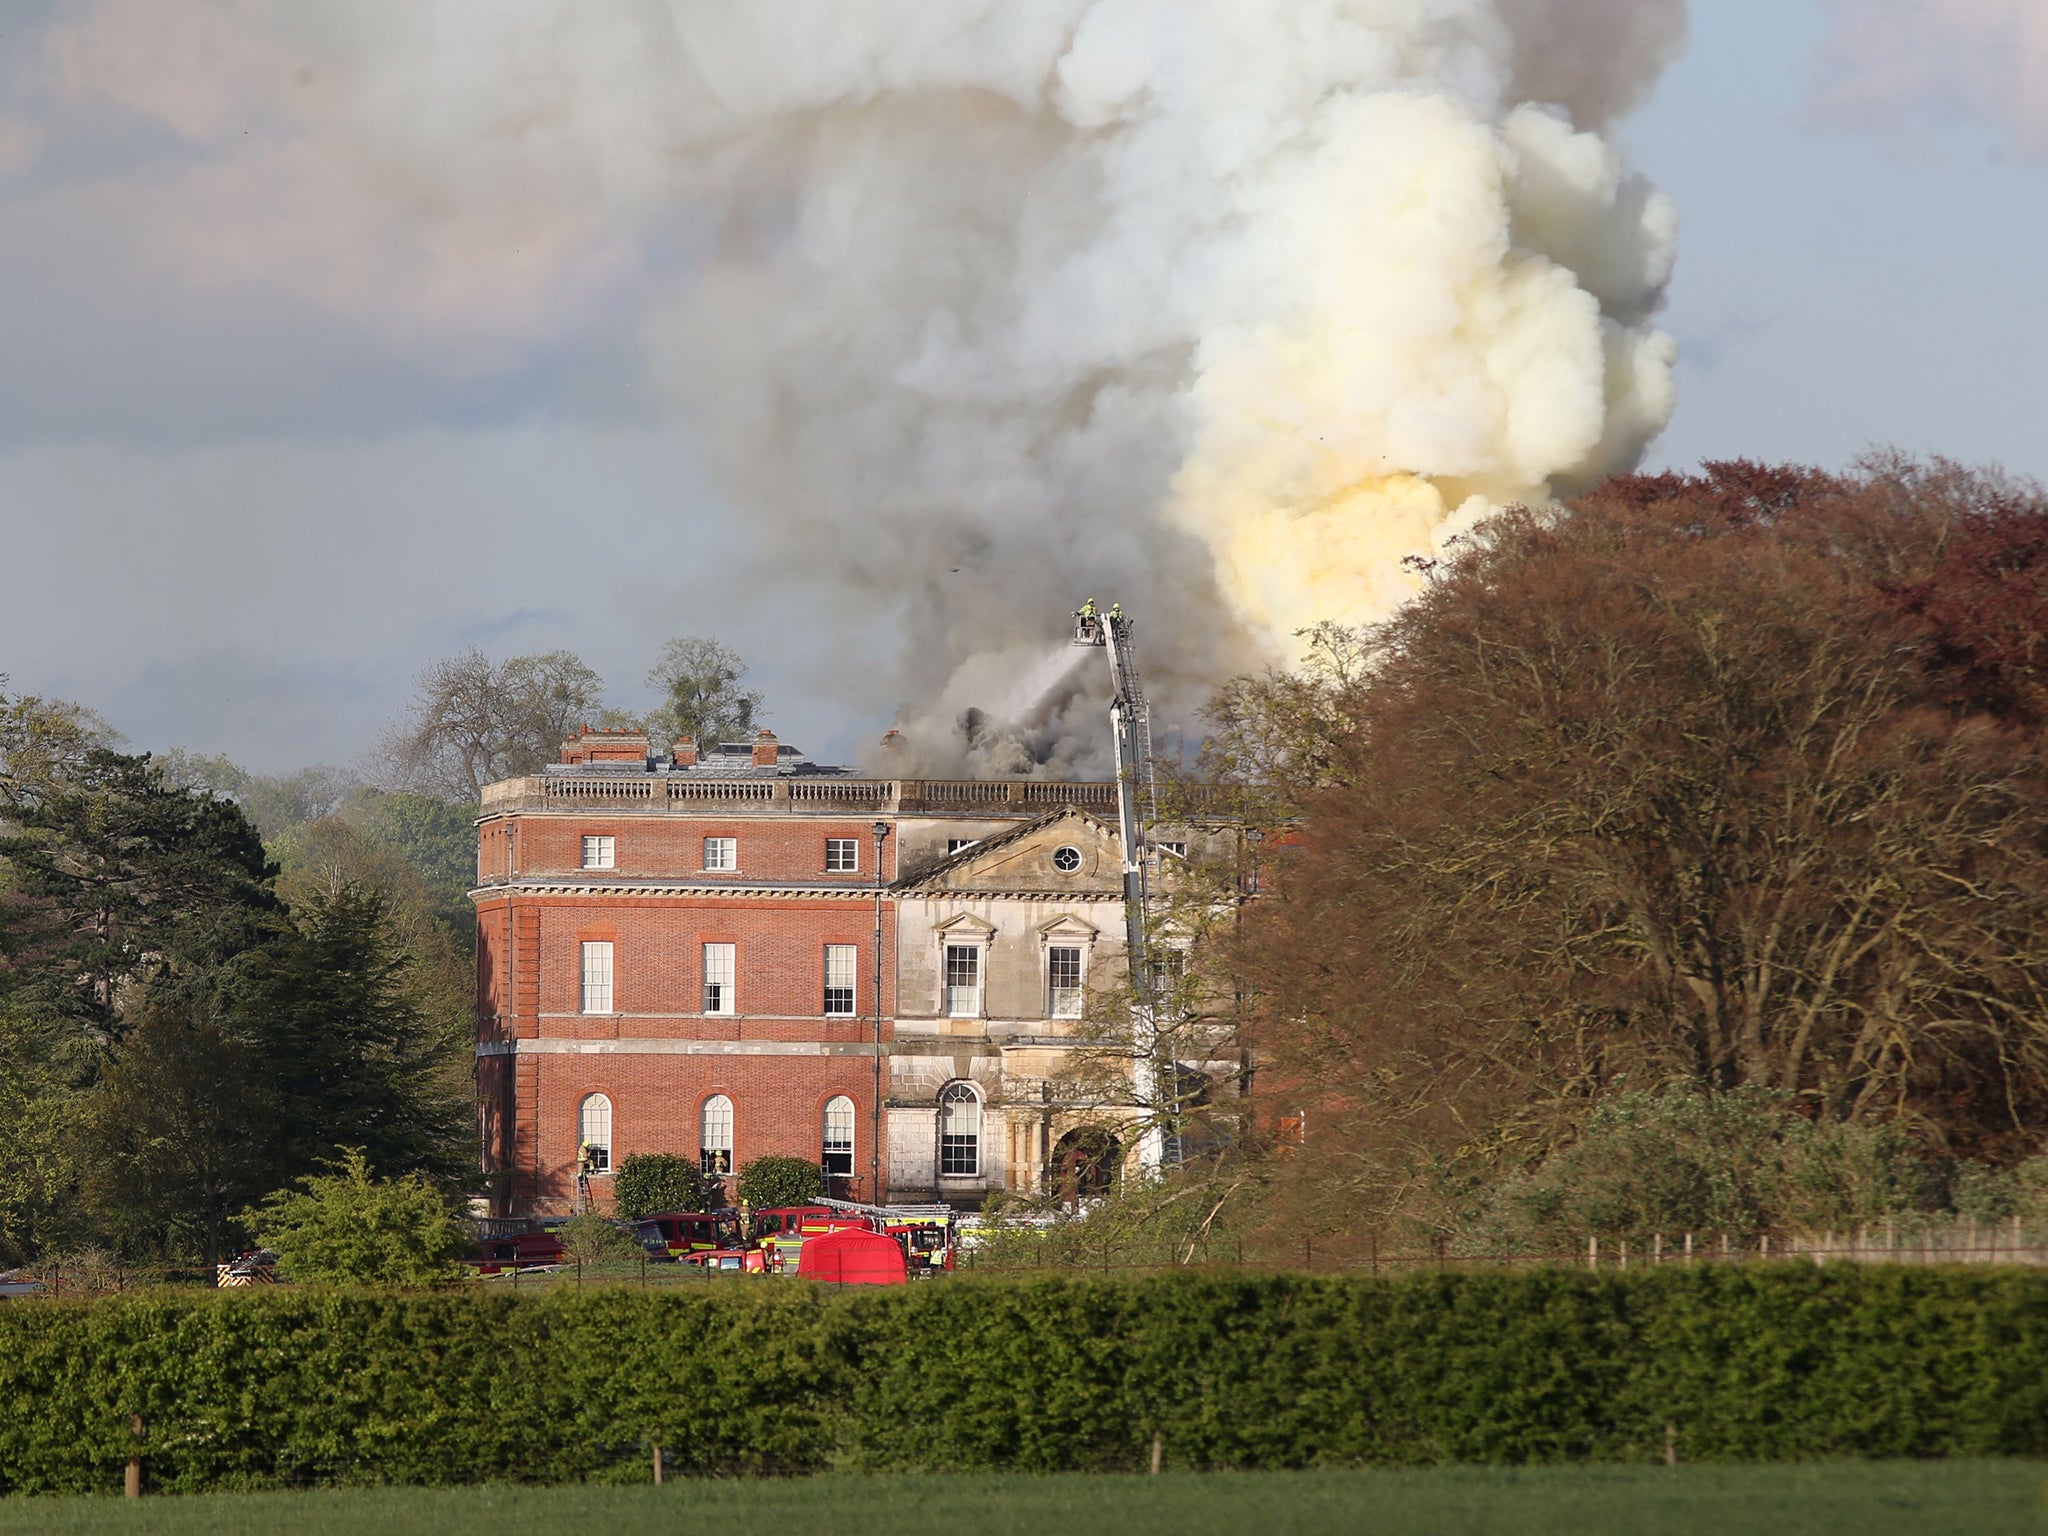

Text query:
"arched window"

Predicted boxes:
[[939, 1082, 980, 1177], [578, 1094, 612, 1173], [700, 1094, 734, 1175], [822, 1096, 856, 1177]]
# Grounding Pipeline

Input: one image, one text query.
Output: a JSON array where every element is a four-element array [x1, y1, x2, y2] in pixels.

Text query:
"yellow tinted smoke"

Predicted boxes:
[[1167, 93, 1673, 652]]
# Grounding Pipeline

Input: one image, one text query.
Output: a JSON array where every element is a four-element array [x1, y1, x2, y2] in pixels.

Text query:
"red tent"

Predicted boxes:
[[796, 1226, 907, 1286]]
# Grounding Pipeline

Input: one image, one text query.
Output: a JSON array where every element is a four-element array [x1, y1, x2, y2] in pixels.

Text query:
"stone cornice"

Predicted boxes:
[[472, 877, 1127, 903], [471, 877, 890, 901]]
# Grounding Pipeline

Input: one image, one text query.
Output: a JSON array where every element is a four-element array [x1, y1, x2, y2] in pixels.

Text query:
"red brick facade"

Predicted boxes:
[[474, 734, 1138, 1216], [477, 870, 899, 1214]]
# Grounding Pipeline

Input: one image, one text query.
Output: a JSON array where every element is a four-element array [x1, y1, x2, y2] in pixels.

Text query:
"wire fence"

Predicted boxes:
[[956, 1216, 2048, 1277], [11, 1219, 2048, 1297], [2, 1254, 743, 1298]]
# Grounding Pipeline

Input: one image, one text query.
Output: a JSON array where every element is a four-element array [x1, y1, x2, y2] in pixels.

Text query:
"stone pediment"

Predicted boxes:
[[1037, 913, 1101, 942], [934, 911, 998, 942], [900, 808, 1124, 897]]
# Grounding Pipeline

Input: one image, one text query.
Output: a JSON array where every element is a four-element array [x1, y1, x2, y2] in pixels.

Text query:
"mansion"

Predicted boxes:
[[473, 726, 1242, 1215]]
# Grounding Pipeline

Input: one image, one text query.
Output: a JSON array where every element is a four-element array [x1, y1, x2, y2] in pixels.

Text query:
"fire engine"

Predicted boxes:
[[681, 1197, 959, 1283]]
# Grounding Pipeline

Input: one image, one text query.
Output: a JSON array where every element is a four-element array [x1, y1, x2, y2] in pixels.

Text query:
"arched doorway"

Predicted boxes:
[[1050, 1127, 1122, 1208]]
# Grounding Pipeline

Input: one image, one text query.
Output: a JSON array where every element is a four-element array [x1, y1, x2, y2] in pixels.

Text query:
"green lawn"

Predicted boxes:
[[1, 1465, 2041, 1536]]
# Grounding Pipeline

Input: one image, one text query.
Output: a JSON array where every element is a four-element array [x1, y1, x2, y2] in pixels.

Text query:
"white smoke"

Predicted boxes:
[[33, 1, 1687, 774]]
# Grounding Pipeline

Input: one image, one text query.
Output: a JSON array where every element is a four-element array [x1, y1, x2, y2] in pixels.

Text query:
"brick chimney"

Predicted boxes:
[[559, 725, 651, 766], [751, 729, 779, 769], [672, 737, 698, 768]]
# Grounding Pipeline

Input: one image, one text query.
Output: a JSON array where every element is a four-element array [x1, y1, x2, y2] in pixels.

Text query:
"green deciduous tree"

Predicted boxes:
[[0, 1008, 83, 1267], [155, 752, 355, 840], [0, 678, 122, 803], [337, 790, 480, 926], [645, 636, 763, 750], [250, 1148, 469, 1285]]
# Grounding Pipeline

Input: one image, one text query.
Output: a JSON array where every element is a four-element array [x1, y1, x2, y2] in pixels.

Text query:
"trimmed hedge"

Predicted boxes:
[[5, 1268, 2048, 1494]]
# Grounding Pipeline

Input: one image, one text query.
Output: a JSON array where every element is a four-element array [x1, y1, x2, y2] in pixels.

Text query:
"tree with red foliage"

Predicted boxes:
[[1223, 459, 2048, 1235], [1881, 465, 2048, 722]]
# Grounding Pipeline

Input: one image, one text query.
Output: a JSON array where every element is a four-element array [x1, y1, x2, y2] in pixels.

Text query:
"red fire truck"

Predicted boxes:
[[672, 1200, 961, 1284], [632, 1209, 742, 1261], [813, 1198, 956, 1277]]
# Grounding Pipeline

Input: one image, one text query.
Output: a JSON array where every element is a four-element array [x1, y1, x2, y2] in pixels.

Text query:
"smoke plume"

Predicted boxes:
[[36, 1, 1687, 775]]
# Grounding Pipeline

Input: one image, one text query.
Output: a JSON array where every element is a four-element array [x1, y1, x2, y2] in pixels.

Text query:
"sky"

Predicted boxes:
[[0, 0, 2044, 775]]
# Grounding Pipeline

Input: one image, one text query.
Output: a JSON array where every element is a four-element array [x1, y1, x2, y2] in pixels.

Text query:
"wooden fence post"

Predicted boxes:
[[125, 1414, 144, 1499], [1151, 1431, 1164, 1476], [1587, 1236, 1598, 1272], [652, 1443, 664, 1485]]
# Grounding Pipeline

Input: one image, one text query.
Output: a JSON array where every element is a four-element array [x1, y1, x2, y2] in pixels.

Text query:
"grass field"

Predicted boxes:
[[1, 1464, 2041, 1536]]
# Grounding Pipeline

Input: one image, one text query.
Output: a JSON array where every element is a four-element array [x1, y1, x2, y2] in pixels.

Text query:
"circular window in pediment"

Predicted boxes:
[[1052, 845, 1082, 873]]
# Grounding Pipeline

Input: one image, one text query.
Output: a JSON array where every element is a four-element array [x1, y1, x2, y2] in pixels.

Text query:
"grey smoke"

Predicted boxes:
[[18, 1, 1690, 777]]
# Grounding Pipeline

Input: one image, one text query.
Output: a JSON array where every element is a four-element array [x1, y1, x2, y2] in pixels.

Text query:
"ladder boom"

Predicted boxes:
[[1073, 603, 1167, 1175]]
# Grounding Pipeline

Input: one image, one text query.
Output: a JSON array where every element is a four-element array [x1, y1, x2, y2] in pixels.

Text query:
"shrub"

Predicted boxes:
[[248, 1148, 467, 1285], [738, 1155, 823, 1211], [1459, 1087, 1936, 1254], [1947, 1153, 2048, 1225], [557, 1212, 638, 1266], [613, 1153, 716, 1221], [8, 1269, 2048, 1494]]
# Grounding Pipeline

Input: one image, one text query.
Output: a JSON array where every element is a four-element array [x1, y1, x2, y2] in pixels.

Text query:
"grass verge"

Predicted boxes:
[[0, 1464, 2041, 1536]]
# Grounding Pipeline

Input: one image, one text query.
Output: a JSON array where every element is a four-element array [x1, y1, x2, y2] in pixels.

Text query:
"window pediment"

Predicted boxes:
[[934, 912, 998, 942], [1036, 914, 1100, 948]]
